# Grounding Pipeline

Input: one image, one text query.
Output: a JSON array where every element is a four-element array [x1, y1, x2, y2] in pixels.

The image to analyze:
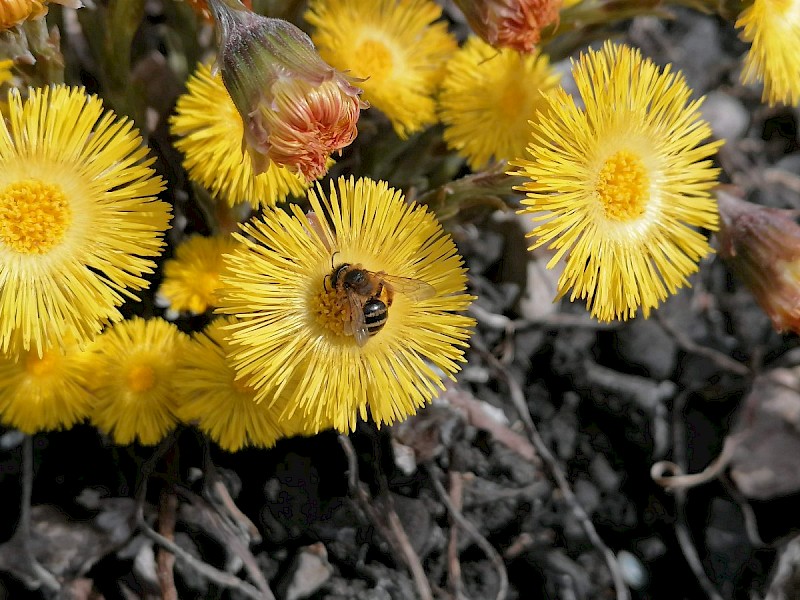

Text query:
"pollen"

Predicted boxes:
[[0, 179, 72, 254], [357, 39, 394, 80], [25, 350, 58, 378], [596, 150, 650, 221], [312, 284, 351, 337], [126, 363, 156, 393]]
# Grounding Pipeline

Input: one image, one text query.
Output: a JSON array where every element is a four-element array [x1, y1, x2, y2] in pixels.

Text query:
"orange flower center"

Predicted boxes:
[[0, 179, 72, 254], [25, 350, 58, 377], [312, 283, 351, 337], [126, 363, 156, 393], [596, 150, 649, 221]]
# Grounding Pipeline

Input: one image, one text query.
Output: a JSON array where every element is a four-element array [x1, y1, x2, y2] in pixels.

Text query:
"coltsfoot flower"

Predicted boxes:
[[306, 0, 457, 138], [451, 0, 561, 53], [88, 317, 190, 446], [158, 234, 241, 315], [736, 0, 800, 106], [0, 60, 13, 85], [1, 0, 81, 31], [0, 86, 170, 355], [439, 36, 560, 169], [217, 176, 475, 433], [0, 339, 94, 434], [717, 189, 800, 334], [206, 0, 364, 181], [511, 42, 722, 322], [176, 317, 313, 451], [170, 63, 308, 208]]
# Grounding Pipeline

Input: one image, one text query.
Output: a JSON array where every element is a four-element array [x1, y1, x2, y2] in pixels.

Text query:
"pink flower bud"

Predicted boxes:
[[207, 0, 365, 180], [717, 189, 800, 334], [452, 0, 562, 53]]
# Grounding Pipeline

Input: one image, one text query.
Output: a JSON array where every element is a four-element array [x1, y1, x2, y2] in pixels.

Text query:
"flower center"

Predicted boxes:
[[596, 150, 649, 221], [25, 351, 57, 377], [126, 363, 156, 393], [499, 84, 523, 119], [0, 179, 72, 254], [356, 39, 393, 81], [312, 284, 352, 338]]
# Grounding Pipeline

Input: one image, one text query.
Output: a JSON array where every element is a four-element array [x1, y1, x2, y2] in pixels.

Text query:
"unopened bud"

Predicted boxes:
[[207, 0, 365, 181], [451, 0, 562, 53], [717, 189, 800, 334]]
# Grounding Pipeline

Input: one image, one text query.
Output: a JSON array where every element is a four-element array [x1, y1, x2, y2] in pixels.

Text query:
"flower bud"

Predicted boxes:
[[451, 0, 561, 53], [207, 0, 364, 181], [717, 189, 800, 334]]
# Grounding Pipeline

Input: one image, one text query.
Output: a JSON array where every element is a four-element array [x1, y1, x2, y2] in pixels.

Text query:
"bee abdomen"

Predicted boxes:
[[363, 298, 388, 335]]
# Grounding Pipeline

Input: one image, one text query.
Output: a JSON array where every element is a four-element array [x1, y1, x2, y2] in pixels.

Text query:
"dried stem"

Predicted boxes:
[[19, 435, 60, 593], [479, 345, 630, 600], [427, 465, 508, 600], [156, 487, 178, 600], [338, 435, 434, 600]]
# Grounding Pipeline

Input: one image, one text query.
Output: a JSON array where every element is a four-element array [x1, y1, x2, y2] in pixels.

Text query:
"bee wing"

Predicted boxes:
[[382, 274, 436, 301], [345, 290, 370, 347]]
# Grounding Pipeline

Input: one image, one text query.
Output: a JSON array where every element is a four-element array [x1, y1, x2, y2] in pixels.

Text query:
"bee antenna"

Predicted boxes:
[[330, 250, 339, 270]]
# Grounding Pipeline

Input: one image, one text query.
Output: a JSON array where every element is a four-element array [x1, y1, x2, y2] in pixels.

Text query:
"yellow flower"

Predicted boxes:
[[218, 176, 475, 433], [439, 36, 560, 169], [0, 0, 81, 30], [158, 234, 241, 315], [176, 317, 308, 451], [88, 317, 190, 446], [510, 42, 722, 322], [0, 60, 13, 86], [170, 63, 308, 208], [306, 0, 457, 138], [0, 340, 94, 434], [736, 0, 800, 106], [0, 86, 170, 355]]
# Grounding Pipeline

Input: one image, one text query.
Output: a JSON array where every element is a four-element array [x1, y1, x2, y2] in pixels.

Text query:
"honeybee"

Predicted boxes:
[[324, 262, 436, 346]]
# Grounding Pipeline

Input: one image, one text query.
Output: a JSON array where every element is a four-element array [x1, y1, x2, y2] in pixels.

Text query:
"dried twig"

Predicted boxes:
[[655, 313, 751, 376], [650, 434, 741, 491], [176, 486, 275, 600], [156, 486, 178, 600], [445, 387, 539, 464], [469, 302, 615, 332], [427, 465, 509, 600], [338, 435, 434, 600], [447, 471, 468, 600], [138, 520, 264, 600], [479, 346, 630, 600], [18, 435, 61, 593], [133, 433, 273, 600]]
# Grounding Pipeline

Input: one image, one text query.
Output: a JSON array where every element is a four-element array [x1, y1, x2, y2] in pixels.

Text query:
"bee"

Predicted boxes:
[[324, 262, 436, 346]]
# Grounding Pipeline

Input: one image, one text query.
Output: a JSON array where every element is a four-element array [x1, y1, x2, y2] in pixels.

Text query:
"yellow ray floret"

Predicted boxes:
[[0, 338, 94, 434], [170, 63, 307, 208], [439, 36, 560, 169], [217, 176, 475, 433], [0, 86, 170, 356], [306, 0, 457, 138], [510, 42, 722, 322], [176, 317, 316, 451], [158, 234, 241, 314], [736, 0, 800, 106], [88, 317, 190, 446]]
